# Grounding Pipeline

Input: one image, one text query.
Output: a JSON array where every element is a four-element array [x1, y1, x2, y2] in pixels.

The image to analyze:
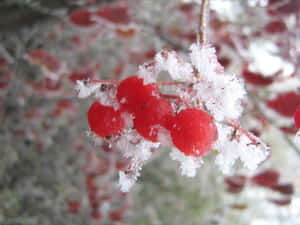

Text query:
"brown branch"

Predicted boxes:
[[199, 0, 210, 44]]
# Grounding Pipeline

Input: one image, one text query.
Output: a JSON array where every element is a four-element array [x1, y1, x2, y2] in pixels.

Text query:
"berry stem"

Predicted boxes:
[[199, 0, 210, 44]]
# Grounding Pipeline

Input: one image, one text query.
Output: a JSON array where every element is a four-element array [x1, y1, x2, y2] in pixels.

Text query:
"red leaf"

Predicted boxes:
[[243, 69, 274, 86], [95, 6, 130, 24], [269, 197, 291, 206], [267, 92, 300, 117], [225, 175, 247, 193], [251, 169, 280, 187], [264, 20, 287, 34], [271, 183, 294, 195], [69, 9, 95, 27]]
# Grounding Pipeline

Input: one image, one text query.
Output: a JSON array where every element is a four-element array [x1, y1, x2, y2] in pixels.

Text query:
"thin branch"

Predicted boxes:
[[199, 0, 210, 44]]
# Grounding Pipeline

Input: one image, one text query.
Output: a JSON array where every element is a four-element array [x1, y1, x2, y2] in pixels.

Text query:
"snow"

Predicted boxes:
[[75, 80, 101, 98], [155, 50, 194, 82], [118, 171, 136, 192], [214, 123, 270, 174], [170, 148, 203, 178], [190, 43, 223, 80], [95, 87, 120, 110]]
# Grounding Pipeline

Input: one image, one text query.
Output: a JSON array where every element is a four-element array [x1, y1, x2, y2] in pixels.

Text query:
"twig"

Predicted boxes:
[[199, 0, 210, 44]]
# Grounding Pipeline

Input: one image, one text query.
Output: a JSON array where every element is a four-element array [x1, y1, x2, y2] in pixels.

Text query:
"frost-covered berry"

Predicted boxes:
[[294, 106, 300, 129], [171, 108, 218, 157], [134, 97, 174, 142], [116, 76, 159, 113], [88, 101, 125, 138]]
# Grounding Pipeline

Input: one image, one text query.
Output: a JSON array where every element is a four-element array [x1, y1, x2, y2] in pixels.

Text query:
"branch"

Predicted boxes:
[[199, 0, 210, 44]]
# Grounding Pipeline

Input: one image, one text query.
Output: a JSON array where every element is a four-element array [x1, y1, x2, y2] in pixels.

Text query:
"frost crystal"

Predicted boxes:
[[190, 43, 223, 80], [214, 124, 270, 174], [118, 171, 136, 192], [95, 87, 120, 110], [155, 50, 194, 82], [194, 74, 246, 121], [116, 130, 160, 191], [138, 63, 158, 85], [170, 148, 203, 178], [75, 80, 101, 98]]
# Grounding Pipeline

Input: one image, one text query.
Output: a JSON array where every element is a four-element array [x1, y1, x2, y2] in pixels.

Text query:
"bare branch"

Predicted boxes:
[[199, 0, 210, 44]]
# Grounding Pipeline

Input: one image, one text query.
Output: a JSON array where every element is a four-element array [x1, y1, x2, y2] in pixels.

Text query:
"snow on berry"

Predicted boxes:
[[134, 96, 174, 142], [171, 108, 218, 157], [88, 101, 125, 138], [116, 76, 159, 113]]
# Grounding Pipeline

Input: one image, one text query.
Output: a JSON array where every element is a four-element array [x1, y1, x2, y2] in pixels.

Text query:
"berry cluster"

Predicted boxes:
[[87, 75, 218, 157]]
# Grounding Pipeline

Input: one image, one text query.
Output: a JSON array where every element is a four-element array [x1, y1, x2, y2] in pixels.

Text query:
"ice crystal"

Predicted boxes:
[[75, 80, 101, 98], [170, 148, 203, 178]]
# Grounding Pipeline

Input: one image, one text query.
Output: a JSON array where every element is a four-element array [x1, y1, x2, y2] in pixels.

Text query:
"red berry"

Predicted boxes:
[[116, 76, 159, 114], [88, 101, 125, 138], [134, 97, 174, 142], [171, 108, 218, 157], [91, 210, 102, 220], [294, 106, 300, 129], [69, 9, 95, 27], [267, 92, 300, 118]]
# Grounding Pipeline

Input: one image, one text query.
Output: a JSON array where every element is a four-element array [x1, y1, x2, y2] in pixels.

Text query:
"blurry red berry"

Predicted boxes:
[[68, 201, 80, 214], [91, 210, 102, 220], [171, 108, 218, 157]]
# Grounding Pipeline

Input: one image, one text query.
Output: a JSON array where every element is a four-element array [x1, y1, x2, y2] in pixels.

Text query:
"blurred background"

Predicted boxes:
[[0, 0, 299, 224]]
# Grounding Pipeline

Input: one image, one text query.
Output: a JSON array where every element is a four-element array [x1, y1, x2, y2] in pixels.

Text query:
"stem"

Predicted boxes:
[[199, 0, 210, 44]]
